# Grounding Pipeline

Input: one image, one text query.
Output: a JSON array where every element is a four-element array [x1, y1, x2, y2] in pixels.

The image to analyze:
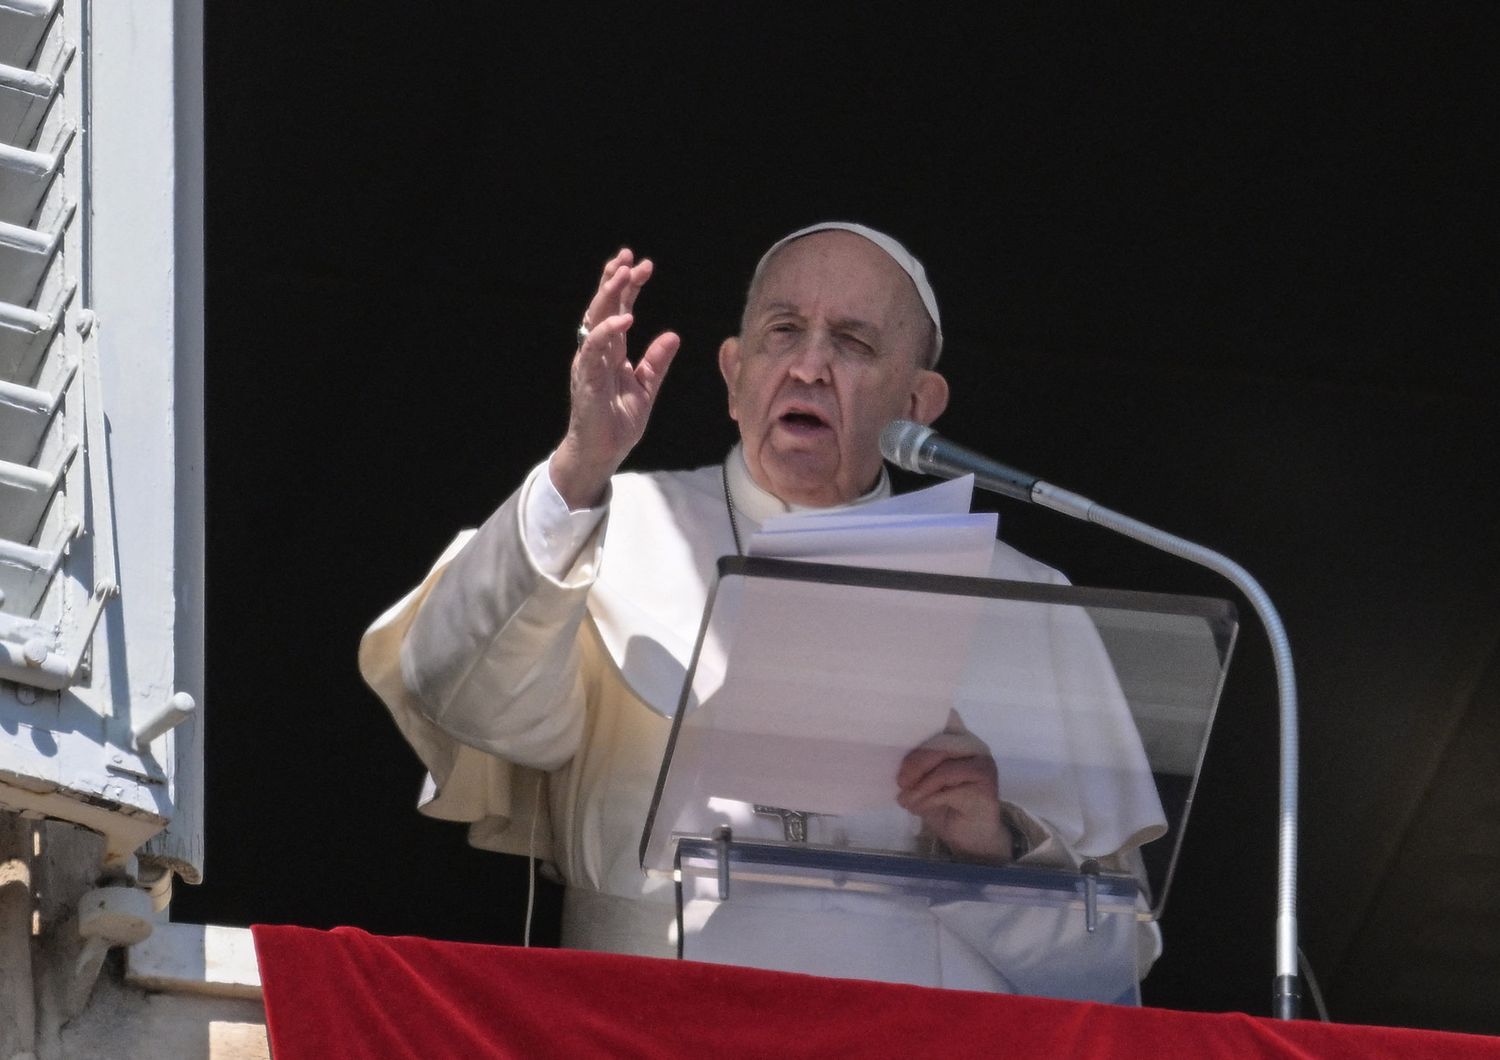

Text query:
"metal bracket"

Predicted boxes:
[[1081, 858, 1101, 934], [712, 825, 732, 901], [105, 758, 166, 787], [0, 580, 115, 691], [62, 578, 114, 677]]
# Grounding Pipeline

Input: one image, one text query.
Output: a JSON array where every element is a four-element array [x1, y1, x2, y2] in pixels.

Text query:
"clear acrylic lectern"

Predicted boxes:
[[640, 556, 1236, 1002]]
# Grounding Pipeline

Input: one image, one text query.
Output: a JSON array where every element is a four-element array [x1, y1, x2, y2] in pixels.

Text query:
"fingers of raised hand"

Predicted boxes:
[[586, 253, 656, 328], [617, 258, 654, 316], [576, 313, 634, 375], [584, 266, 633, 332], [597, 248, 634, 289]]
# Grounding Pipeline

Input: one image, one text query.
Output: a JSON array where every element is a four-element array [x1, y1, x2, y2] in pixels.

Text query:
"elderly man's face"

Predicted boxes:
[[719, 231, 949, 507]]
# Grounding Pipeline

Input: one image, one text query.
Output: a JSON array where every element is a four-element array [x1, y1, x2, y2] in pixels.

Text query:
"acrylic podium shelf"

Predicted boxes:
[[641, 556, 1236, 1001]]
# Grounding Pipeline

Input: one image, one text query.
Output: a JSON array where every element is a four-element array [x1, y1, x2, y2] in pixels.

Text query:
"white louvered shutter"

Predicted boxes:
[[0, 0, 203, 888]]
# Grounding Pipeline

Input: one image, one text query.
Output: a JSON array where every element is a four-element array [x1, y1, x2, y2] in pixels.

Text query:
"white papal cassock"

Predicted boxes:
[[359, 447, 1166, 996]]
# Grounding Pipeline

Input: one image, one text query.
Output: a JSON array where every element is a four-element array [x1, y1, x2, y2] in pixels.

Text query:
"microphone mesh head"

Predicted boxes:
[[880, 419, 930, 471]]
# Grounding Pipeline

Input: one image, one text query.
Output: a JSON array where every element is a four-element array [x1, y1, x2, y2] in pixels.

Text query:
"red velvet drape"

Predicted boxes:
[[252, 925, 1500, 1059]]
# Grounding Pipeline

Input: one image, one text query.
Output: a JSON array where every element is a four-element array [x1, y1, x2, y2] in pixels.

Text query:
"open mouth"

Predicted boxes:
[[777, 408, 833, 436]]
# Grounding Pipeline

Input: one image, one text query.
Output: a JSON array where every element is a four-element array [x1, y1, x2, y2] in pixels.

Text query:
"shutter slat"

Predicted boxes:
[[0, 517, 72, 615], [0, 1, 59, 71], [0, 354, 70, 463], [0, 436, 74, 542], [0, 123, 70, 225], [0, 206, 68, 307], [0, 62, 55, 147], [0, 285, 68, 383]]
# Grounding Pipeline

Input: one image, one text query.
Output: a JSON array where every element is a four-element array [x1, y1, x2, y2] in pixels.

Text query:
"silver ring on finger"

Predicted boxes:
[[576, 322, 591, 348]]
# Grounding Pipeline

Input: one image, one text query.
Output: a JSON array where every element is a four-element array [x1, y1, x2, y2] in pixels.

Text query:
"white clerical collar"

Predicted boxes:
[[724, 443, 892, 525]]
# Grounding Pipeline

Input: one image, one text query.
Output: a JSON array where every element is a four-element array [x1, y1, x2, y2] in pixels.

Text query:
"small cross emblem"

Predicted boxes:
[[753, 805, 812, 842]]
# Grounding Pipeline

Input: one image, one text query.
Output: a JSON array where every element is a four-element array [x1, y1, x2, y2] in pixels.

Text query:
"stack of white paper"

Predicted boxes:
[[676, 475, 998, 815], [746, 474, 996, 578]]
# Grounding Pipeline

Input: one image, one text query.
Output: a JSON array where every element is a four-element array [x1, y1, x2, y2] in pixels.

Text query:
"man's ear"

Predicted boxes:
[[908, 370, 949, 425], [718, 337, 742, 421]]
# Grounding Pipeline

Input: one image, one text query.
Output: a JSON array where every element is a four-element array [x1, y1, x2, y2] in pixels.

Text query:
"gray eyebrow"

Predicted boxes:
[[753, 302, 880, 335], [827, 315, 879, 336]]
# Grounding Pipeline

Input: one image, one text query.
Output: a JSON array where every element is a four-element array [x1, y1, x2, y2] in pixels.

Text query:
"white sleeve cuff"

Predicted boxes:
[[520, 455, 609, 580]]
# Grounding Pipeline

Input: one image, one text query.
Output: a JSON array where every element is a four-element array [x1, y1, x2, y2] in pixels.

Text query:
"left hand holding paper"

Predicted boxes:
[[896, 712, 1012, 862]]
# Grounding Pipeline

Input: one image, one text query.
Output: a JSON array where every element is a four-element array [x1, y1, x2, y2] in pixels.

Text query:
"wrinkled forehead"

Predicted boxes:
[[752, 233, 918, 320], [749, 221, 943, 361]]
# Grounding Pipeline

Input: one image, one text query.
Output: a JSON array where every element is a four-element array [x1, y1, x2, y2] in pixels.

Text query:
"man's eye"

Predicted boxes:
[[769, 322, 798, 333]]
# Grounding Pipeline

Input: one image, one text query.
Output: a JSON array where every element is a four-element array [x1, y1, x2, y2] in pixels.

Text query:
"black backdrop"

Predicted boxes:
[[178, 6, 1499, 1032]]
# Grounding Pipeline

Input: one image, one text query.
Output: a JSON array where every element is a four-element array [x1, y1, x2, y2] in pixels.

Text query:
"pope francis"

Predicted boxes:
[[359, 223, 1165, 996]]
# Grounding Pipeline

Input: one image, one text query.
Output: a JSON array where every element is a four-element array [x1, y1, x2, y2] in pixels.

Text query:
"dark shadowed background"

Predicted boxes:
[[176, 5, 1498, 1033]]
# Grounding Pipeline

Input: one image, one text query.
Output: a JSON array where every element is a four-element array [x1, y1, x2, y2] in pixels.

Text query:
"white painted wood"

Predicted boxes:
[[0, 438, 72, 540], [0, 0, 81, 689], [0, 60, 56, 145], [0, 211, 66, 306], [0, 524, 72, 616], [0, 127, 70, 225], [133, 692, 196, 750], [0, 0, 205, 881], [0, 285, 67, 381], [84, 0, 207, 883], [0, 2, 226, 1047], [0, 772, 164, 872], [0, 1, 59, 72], [0, 356, 69, 463]]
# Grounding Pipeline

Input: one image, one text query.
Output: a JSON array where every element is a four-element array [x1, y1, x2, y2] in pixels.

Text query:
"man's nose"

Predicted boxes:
[[787, 331, 834, 384]]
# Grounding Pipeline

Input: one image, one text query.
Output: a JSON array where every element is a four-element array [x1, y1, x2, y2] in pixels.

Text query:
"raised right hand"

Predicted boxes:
[[550, 248, 681, 509]]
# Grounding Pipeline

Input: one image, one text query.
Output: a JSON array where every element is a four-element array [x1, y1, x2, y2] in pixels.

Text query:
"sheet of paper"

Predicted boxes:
[[748, 514, 997, 578], [775, 473, 978, 520], [680, 574, 978, 814], [676, 473, 994, 814], [749, 474, 996, 579]]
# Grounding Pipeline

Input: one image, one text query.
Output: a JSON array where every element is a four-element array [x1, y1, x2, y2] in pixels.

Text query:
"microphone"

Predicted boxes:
[[880, 420, 1039, 503], [884, 417, 1305, 1020]]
